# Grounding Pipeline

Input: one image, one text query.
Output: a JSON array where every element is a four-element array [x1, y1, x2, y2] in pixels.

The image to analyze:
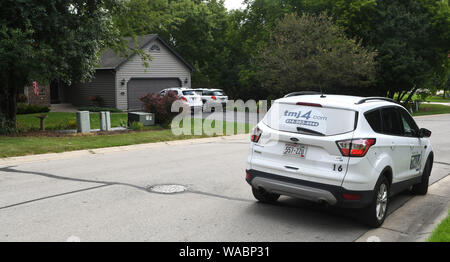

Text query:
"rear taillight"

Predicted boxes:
[[181, 96, 188, 102], [251, 127, 262, 143], [336, 138, 376, 157], [211, 96, 217, 100]]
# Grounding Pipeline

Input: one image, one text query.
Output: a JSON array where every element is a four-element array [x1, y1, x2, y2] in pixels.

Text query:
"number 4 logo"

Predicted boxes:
[[301, 110, 311, 120]]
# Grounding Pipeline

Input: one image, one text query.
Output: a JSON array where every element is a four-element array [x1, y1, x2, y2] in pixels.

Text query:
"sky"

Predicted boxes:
[[224, 0, 246, 10]]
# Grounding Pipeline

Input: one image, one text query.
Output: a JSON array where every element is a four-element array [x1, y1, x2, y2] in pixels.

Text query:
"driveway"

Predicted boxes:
[[0, 114, 449, 241]]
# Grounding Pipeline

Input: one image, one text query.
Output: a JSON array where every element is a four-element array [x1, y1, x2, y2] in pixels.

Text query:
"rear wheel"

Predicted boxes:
[[252, 187, 280, 203], [362, 176, 389, 228], [411, 157, 432, 195]]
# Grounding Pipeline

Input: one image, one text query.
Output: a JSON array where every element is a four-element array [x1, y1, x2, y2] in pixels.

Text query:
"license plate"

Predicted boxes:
[[283, 143, 307, 158]]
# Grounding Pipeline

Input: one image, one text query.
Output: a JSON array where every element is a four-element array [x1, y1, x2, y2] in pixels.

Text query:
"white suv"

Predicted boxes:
[[160, 87, 203, 111], [195, 89, 228, 112], [246, 93, 433, 227]]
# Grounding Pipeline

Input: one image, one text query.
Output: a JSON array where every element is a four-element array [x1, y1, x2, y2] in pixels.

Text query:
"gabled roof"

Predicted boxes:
[[98, 34, 195, 72]]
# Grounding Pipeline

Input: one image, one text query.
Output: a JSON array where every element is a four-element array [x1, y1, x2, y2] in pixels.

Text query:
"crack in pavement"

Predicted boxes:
[[0, 166, 147, 191], [380, 226, 410, 235], [0, 166, 252, 210], [0, 184, 110, 210]]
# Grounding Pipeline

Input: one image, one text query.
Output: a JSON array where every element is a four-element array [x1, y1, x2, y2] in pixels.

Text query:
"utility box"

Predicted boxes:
[[128, 112, 155, 126], [76, 111, 90, 133], [99, 111, 111, 131]]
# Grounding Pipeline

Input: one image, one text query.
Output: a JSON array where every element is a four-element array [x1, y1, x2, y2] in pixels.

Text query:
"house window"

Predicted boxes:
[[150, 44, 160, 52]]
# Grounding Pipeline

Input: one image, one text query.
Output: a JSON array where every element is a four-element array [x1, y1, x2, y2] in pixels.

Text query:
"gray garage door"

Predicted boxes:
[[127, 78, 181, 111]]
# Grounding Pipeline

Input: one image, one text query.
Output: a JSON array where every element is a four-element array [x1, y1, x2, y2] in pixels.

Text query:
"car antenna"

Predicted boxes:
[[319, 87, 326, 98]]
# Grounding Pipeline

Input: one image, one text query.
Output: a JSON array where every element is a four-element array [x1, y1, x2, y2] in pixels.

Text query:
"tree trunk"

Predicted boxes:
[[386, 90, 393, 98], [404, 86, 418, 104], [398, 91, 406, 102], [0, 71, 22, 129]]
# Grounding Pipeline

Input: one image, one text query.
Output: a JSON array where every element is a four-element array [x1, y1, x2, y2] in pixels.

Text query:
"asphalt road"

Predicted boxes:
[[0, 114, 449, 242]]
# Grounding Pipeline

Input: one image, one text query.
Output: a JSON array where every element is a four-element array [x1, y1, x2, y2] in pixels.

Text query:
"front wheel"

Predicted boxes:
[[362, 176, 390, 227], [252, 187, 280, 203]]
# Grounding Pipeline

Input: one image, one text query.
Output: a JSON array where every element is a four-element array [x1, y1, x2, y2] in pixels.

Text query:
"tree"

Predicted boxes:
[[293, 0, 450, 101], [218, 0, 294, 100], [114, 0, 230, 90], [365, 0, 449, 102], [0, 0, 126, 129], [255, 13, 376, 97]]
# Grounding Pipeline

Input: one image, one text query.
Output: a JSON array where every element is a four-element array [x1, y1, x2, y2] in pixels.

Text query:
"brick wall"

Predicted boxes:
[[24, 84, 50, 107]]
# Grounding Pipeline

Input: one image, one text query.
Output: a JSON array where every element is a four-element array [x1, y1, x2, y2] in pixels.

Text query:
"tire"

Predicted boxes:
[[362, 176, 390, 228], [252, 187, 280, 203], [411, 157, 432, 195]]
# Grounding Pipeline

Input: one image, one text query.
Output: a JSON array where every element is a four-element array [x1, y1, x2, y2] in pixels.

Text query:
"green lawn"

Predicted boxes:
[[412, 104, 450, 116], [16, 112, 127, 131], [426, 95, 450, 103], [0, 118, 252, 158], [428, 211, 450, 242], [393, 94, 450, 103], [393, 93, 420, 101]]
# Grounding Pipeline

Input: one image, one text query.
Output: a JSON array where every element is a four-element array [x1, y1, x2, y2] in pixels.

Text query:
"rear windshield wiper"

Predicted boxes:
[[296, 126, 325, 136]]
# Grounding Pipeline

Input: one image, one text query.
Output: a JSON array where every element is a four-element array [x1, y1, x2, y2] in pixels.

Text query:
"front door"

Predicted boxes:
[[398, 108, 424, 179]]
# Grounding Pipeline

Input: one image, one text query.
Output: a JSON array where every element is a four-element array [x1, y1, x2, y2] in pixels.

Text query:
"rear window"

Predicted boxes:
[[182, 90, 197, 95], [364, 110, 382, 133], [263, 102, 356, 136], [381, 107, 403, 135], [211, 91, 225, 96], [202, 90, 224, 96]]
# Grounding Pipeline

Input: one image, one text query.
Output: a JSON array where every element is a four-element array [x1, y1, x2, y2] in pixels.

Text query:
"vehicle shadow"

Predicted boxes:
[[242, 191, 414, 230]]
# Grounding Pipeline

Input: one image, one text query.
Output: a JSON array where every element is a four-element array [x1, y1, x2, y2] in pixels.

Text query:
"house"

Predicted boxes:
[[52, 34, 194, 111]]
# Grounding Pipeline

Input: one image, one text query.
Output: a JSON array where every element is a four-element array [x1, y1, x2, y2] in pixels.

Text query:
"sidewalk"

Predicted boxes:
[[356, 175, 450, 242], [424, 102, 450, 106], [0, 133, 249, 167]]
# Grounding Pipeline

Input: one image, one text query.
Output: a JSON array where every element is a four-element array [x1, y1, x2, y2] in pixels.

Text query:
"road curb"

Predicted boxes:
[[0, 133, 249, 167], [356, 175, 450, 242]]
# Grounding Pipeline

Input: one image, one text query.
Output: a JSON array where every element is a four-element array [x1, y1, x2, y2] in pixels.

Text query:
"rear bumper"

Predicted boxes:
[[246, 169, 374, 208]]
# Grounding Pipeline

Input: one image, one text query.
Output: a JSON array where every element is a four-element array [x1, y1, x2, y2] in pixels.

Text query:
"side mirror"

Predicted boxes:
[[419, 128, 431, 138]]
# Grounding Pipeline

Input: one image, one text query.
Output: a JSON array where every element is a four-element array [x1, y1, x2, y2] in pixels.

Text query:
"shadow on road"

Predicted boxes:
[[241, 191, 415, 230]]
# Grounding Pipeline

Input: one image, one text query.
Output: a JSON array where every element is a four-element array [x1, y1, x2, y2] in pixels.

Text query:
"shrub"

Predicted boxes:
[[17, 94, 28, 103], [129, 121, 144, 131], [140, 91, 186, 127], [77, 106, 123, 113], [88, 95, 104, 107], [67, 119, 77, 129], [119, 119, 127, 128], [17, 103, 50, 114], [0, 114, 18, 135]]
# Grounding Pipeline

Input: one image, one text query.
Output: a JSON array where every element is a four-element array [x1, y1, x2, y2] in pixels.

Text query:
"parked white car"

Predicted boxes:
[[195, 88, 228, 112], [246, 92, 433, 227], [160, 87, 203, 112]]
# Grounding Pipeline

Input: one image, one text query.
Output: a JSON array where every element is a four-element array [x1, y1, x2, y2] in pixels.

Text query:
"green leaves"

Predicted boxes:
[[0, 0, 127, 126], [255, 12, 376, 97]]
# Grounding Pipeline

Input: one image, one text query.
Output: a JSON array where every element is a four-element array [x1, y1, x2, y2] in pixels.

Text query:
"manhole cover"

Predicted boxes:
[[148, 184, 187, 194]]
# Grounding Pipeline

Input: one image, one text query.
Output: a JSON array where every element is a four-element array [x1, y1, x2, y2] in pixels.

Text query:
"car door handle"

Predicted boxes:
[[284, 166, 299, 171]]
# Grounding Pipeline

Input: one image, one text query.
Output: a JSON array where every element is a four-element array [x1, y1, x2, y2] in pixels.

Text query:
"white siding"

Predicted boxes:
[[115, 39, 191, 110]]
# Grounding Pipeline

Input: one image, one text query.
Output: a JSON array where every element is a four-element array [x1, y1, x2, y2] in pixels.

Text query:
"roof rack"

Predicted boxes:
[[355, 97, 398, 105], [284, 91, 321, 98]]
